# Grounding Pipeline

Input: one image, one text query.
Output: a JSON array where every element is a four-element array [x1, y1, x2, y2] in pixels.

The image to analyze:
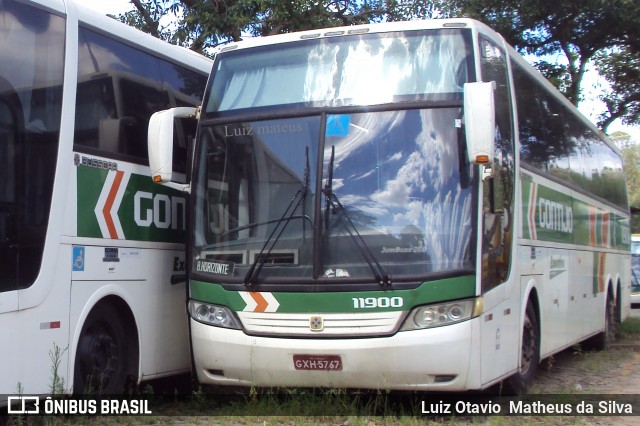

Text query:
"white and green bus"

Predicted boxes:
[[0, 0, 211, 401], [149, 18, 630, 392]]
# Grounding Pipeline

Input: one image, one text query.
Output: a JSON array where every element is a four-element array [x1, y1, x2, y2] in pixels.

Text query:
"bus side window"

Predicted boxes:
[[0, 3, 64, 293], [74, 27, 205, 169], [119, 79, 170, 158], [0, 95, 19, 293]]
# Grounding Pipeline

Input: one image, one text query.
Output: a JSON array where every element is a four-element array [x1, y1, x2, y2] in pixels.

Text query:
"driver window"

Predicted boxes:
[[479, 37, 514, 292]]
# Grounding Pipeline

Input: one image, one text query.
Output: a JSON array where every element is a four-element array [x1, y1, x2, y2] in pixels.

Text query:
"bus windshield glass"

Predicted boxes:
[[193, 28, 476, 285], [205, 29, 473, 113], [193, 112, 475, 283]]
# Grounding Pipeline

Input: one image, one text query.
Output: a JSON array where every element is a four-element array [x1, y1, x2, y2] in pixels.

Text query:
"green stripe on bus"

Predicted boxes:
[[521, 177, 629, 250], [190, 275, 476, 313]]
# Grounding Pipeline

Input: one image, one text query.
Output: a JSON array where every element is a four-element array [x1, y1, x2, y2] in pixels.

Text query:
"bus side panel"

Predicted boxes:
[[571, 250, 602, 339], [0, 246, 72, 398], [520, 173, 629, 359], [141, 249, 190, 378], [69, 245, 189, 383], [479, 277, 520, 386], [620, 255, 632, 321]]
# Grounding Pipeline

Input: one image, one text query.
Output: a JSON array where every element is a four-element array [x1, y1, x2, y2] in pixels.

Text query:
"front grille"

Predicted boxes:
[[237, 311, 404, 337]]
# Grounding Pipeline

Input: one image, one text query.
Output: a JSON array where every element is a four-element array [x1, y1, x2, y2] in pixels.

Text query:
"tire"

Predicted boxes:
[[584, 291, 616, 351], [74, 304, 130, 394], [504, 301, 539, 394]]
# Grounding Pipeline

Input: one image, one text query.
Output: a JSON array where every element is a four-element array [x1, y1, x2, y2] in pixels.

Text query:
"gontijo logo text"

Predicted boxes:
[[77, 165, 187, 243], [538, 197, 573, 233]]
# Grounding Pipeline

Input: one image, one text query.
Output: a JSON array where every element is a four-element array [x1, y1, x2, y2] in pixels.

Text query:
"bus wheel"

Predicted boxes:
[[505, 302, 539, 394], [585, 292, 616, 351], [74, 304, 129, 394]]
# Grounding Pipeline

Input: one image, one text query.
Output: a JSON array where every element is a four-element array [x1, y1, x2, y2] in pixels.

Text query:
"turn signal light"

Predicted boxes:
[[475, 154, 490, 164]]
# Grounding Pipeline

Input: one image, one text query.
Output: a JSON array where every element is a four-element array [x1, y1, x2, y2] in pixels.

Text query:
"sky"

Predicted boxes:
[[75, 0, 640, 143]]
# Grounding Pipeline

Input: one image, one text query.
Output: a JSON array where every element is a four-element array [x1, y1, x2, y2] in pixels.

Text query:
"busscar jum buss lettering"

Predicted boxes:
[[0, 0, 211, 403], [149, 19, 631, 392]]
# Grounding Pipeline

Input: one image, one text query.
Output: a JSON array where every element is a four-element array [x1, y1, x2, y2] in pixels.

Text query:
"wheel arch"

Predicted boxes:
[[71, 294, 140, 392], [521, 279, 541, 336], [503, 278, 541, 393], [603, 276, 617, 322]]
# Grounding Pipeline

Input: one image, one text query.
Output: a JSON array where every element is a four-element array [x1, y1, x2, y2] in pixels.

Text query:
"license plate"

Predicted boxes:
[[293, 354, 342, 371]]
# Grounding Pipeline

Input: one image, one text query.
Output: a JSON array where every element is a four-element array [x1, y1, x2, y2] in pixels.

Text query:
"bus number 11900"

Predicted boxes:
[[352, 297, 403, 309]]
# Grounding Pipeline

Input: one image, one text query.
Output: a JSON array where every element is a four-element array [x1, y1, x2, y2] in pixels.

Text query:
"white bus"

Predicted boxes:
[[0, 0, 211, 400], [149, 18, 630, 392]]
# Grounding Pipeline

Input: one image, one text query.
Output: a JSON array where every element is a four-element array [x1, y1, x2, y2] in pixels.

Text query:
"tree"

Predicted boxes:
[[444, 0, 640, 131], [623, 142, 640, 208], [595, 47, 640, 132], [118, 0, 441, 55], [610, 130, 633, 148], [444, 0, 628, 104], [593, 0, 640, 132]]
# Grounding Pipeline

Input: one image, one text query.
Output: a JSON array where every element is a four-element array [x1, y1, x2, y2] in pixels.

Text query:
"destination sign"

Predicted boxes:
[[195, 259, 235, 276]]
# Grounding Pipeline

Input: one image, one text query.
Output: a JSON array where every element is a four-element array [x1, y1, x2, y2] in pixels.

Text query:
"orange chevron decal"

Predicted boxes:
[[238, 291, 281, 312], [251, 291, 268, 312], [94, 170, 130, 240], [103, 170, 125, 239]]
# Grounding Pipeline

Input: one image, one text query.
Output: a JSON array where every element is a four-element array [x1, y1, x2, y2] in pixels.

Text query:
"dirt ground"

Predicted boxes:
[[531, 341, 640, 394], [528, 310, 640, 425]]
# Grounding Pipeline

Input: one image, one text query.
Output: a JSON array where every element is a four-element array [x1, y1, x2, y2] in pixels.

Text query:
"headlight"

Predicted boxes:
[[400, 298, 481, 331], [189, 300, 241, 329]]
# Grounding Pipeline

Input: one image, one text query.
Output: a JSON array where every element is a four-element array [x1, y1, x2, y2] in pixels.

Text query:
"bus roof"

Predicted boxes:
[[215, 18, 499, 53]]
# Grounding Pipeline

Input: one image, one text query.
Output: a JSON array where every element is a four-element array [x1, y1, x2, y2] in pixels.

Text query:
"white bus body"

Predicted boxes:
[[149, 19, 630, 392], [0, 0, 211, 400]]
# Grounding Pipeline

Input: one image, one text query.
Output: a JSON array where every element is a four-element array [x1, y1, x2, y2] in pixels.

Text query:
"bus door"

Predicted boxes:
[[477, 36, 519, 384]]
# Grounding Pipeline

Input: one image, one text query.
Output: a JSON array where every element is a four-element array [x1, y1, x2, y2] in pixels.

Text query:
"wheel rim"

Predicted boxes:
[[520, 313, 536, 375]]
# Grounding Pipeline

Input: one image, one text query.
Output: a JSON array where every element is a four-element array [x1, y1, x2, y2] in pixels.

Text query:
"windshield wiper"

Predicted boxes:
[[244, 146, 310, 286], [322, 145, 392, 287]]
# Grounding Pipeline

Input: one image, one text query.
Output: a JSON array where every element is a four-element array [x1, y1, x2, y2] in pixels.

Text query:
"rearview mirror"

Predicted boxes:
[[464, 82, 496, 165], [148, 107, 197, 192]]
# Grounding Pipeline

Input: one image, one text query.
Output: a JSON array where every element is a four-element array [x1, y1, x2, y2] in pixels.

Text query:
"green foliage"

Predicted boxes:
[[616, 317, 640, 339], [619, 139, 640, 232], [595, 47, 640, 131], [532, 61, 571, 97], [447, 0, 640, 130], [49, 344, 67, 395], [622, 143, 640, 209]]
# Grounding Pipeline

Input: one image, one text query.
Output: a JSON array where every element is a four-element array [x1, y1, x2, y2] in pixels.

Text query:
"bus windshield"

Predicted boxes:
[[205, 29, 473, 113], [194, 118, 475, 284], [193, 29, 476, 285]]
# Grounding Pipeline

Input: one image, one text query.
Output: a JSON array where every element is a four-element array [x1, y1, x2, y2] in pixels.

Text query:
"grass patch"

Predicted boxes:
[[617, 316, 640, 340], [191, 388, 427, 418]]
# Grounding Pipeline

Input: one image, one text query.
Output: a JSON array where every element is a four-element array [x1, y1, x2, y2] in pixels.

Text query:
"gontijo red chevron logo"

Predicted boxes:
[[239, 291, 280, 312], [94, 170, 130, 239]]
